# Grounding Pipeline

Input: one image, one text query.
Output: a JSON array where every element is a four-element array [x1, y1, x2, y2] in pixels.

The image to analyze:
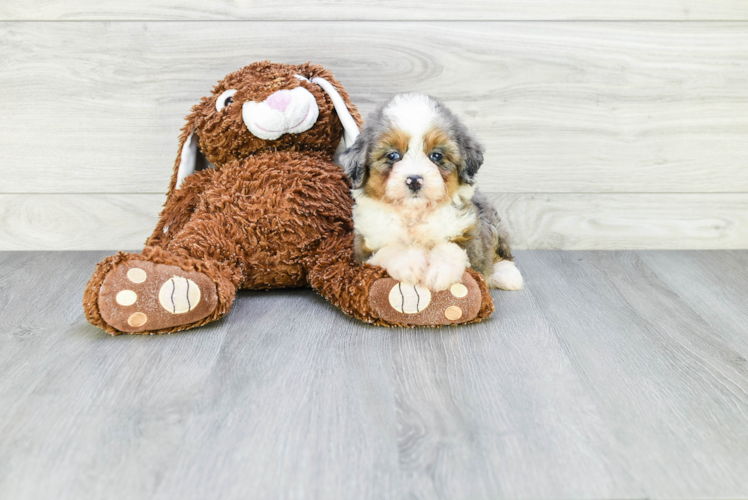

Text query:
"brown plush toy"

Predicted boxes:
[[83, 61, 494, 335]]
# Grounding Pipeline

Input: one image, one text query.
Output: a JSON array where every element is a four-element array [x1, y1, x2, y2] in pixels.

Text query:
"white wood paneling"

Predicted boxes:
[[489, 193, 748, 250], [2, 0, 748, 21], [0, 194, 161, 251], [1, 22, 747, 195], [1, 3, 746, 249], [2, 193, 746, 250]]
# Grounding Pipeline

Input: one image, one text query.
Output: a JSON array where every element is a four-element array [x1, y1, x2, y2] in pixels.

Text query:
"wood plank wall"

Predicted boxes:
[[1, 2, 747, 250]]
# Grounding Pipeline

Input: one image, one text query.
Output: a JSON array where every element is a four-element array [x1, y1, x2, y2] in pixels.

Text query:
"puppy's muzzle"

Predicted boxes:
[[406, 175, 424, 192]]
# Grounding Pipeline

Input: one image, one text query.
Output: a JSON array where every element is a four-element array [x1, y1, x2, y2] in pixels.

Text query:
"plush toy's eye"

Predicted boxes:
[[429, 152, 444, 163], [216, 89, 237, 112], [386, 151, 402, 162]]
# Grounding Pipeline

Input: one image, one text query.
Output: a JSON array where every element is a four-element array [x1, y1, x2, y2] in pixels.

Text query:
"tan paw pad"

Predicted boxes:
[[127, 312, 148, 328], [158, 277, 201, 314], [444, 306, 462, 321], [388, 283, 431, 314], [127, 268, 147, 283], [116, 290, 138, 306]]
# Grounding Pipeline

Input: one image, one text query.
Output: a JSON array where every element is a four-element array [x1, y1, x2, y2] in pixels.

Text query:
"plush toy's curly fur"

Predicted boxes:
[[83, 61, 494, 335]]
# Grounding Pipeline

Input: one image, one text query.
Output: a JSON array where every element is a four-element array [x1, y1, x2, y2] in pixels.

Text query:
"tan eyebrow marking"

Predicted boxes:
[[424, 127, 459, 162], [369, 128, 411, 162]]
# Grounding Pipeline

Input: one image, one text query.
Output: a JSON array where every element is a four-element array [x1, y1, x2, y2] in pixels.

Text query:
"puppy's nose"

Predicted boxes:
[[405, 175, 424, 192], [265, 89, 292, 112]]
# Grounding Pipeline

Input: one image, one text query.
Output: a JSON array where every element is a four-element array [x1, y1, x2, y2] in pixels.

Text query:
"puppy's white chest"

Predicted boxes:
[[353, 197, 475, 250], [401, 213, 453, 245]]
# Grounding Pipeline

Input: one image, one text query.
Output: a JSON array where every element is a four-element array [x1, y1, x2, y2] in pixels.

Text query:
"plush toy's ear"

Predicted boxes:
[[310, 76, 360, 149], [339, 132, 368, 189], [171, 130, 213, 192]]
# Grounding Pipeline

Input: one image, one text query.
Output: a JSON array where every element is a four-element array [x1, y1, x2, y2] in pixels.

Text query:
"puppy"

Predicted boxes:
[[340, 93, 523, 292]]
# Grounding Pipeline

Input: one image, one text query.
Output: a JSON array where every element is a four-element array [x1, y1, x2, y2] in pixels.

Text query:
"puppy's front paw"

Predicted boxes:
[[425, 242, 470, 291], [368, 246, 428, 285], [386, 249, 429, 285], [425, 260, 466, 291]]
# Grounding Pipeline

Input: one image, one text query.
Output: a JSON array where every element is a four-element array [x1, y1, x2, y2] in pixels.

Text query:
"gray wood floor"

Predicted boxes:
[[1, 251, 747, 499]]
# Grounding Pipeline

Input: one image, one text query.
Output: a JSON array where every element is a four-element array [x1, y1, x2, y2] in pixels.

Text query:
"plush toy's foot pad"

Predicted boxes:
[[98, 260, 218, 333], [369, 272, 482, 326]]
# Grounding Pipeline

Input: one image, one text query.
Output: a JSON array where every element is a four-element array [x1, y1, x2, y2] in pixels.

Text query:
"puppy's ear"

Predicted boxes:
[[458, 132, 485, 185], [339, 134, 368, 189]]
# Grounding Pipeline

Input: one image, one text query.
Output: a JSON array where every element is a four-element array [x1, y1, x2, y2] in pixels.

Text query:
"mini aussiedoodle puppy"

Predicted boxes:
[[340, 93, 523, 293]]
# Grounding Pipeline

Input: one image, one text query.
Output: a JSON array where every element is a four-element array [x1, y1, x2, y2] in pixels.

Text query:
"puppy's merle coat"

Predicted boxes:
[[340, 93, 523, 292]]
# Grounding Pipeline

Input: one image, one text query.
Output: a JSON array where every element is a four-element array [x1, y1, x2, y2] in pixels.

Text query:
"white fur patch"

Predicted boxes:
[[490, 260, 524, 291], [383, 93, 442, 139]]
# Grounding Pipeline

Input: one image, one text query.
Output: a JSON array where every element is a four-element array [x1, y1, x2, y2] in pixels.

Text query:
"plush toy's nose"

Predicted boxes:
[[265, 90, 292, 112]]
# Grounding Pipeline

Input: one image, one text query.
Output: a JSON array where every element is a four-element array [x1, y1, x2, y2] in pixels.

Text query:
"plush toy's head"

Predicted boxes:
[[172, 61, 363, 191]]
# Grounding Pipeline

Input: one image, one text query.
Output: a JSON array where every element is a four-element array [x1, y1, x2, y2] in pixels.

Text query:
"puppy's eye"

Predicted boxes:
[[429, 152, 444, 163], [216, 89, 237, 112], [386, 152, 402, 162]]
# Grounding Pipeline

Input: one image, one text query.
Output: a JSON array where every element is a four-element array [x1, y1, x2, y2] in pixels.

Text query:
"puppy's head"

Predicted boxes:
[[341, 93, 484, 208]]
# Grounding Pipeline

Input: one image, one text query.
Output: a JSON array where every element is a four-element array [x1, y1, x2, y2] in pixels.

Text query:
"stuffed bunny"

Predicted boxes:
[[83, 61, 494, 335]]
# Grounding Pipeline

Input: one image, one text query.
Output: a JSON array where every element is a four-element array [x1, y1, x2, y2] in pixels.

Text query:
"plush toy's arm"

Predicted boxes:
[[146, 172, 205, 248], [305, 233, 390, 324]]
